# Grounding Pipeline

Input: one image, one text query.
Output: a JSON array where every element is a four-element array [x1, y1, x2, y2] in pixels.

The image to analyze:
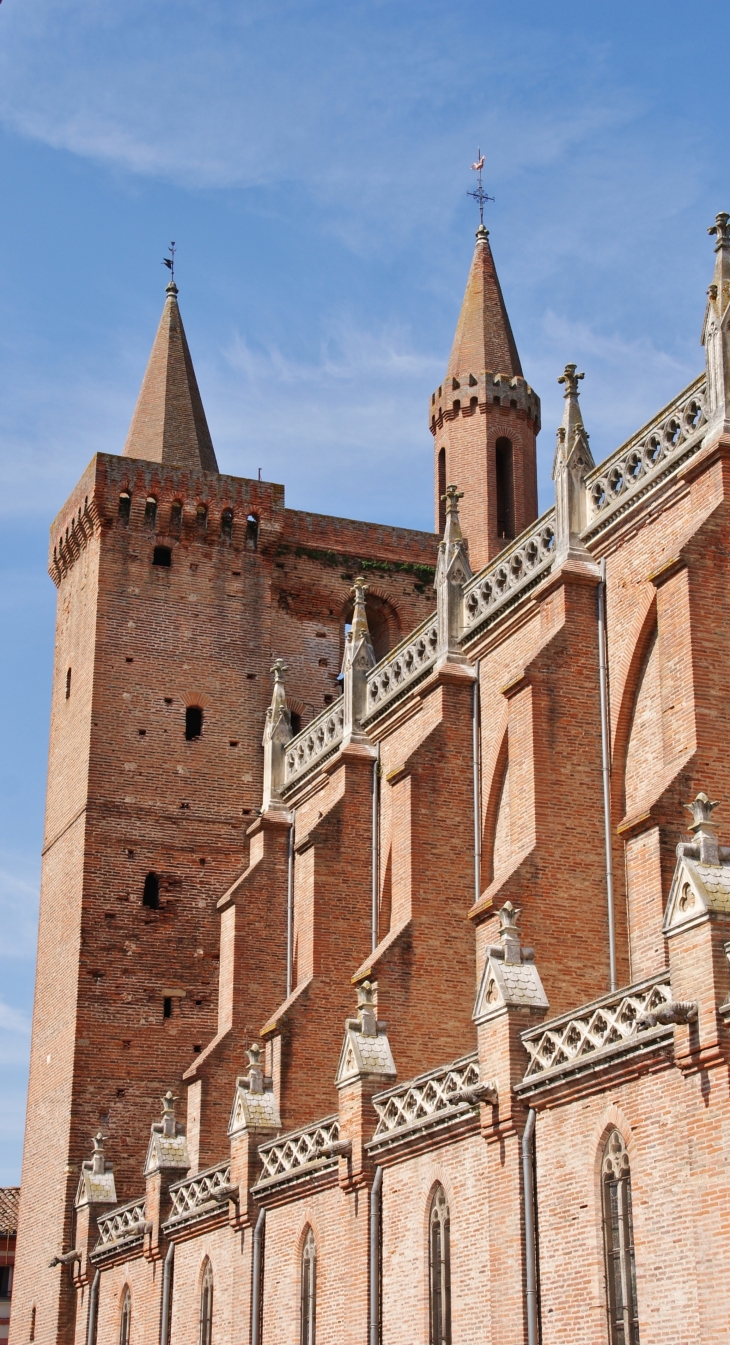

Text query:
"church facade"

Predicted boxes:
[[10, 211, 730, 1345]]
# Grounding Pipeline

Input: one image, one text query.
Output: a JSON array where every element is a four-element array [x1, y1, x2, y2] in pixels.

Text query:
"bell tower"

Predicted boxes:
[[430, 224, 540, 571]]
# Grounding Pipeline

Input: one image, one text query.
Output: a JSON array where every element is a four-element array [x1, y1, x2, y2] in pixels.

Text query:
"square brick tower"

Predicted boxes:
[[11, 281, 439, 1345]]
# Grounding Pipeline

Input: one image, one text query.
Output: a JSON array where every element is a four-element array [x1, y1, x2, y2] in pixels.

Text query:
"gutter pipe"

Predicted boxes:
[[369, 1166, 383, 1345], [472, 660, 482, 906], [251, 1207, 266, 1345], [86, 1269, 100, 1345], [372, 744, 380, 952], [598, 558, 617, 992], [522, 1109, 538, 1345], [160, 1241, 174, 1345], [286, 815, 295, 998]]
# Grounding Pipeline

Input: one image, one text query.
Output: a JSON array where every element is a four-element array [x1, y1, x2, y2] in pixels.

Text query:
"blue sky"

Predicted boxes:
[[1, 0, 728, 1182]]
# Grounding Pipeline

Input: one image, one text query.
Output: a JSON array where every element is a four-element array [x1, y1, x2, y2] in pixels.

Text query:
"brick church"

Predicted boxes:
[[10, 208, 730, 1345]]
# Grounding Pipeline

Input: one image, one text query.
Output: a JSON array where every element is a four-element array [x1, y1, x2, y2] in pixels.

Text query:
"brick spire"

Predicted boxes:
[[123, 281, 219, 472], [446, 224, 523, 382]]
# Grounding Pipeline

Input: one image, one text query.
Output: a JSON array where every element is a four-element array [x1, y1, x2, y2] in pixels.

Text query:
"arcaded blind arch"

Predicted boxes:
[[119, 1287, 131, 1345], [199, 1258, 213, 1345], [429, 1186, 451, 1345], [300, 1227, 316, 1345], [602, 1131, 640, 1344], [624, 625, 662, 815]]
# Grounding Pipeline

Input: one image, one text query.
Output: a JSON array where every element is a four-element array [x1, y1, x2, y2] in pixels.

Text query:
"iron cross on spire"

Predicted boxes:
[[162, 241, 176, 282], [467, 150, 494, 227]]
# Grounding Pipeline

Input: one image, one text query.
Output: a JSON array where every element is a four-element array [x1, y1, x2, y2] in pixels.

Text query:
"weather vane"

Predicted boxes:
[[467, 150, 494, 227], [162, 241, 176, 283]]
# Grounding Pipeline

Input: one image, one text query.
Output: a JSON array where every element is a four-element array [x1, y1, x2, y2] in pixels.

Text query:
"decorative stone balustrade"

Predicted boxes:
[[283, 699, 344, 790], [95, 1197, 147, 1252], [584, 376, 706, 533], [164, 1162, 232, 1229], [368, 1054, 481, 1150], [518, 974, 673, 1089], [363, 612, 439, 723], [461, 511, 556, 640], [254, 1116, 340, 1189]]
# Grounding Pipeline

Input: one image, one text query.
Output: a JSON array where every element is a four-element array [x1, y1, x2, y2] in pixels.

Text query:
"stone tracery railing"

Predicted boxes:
[[363, 611, 439, 723], [254, 1115, 340, 1188], [165, 1162, 232, 1228], [518, 974, 673, 1086], [460, 510, 556, 641], [95, 1197, 147, 1250], [368, 1054, 481, 1148], [584, 375, 706, 531], [283, 699, 344, 790]]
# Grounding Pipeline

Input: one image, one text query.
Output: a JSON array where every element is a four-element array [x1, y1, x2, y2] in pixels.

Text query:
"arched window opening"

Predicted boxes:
[[196, 505, 208, 532], [437, 449, 446, 534], [170, 501, 183, 532], [119, 1288, 131, 1345], [65, 668, 72, 700], [118, 492, 131, 523], [220, 508, 234, 540], [290, 711, 302, 736], [246, 515, 259, 550], [142, 872, 160, 910], [153, 546, 172, 568], [186, 706, 203, 741], [602, 1131, 640, 1344], [145, 497, 158, 528], [29, 1305, 36, 1342], [495, 437, 515, 540], [429, 1186, 451, 1345], [199, 1259, 213, 1345], [300, 1227, 316, 1345]]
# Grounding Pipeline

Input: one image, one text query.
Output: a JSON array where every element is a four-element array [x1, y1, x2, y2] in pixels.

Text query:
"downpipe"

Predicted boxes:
[[369, 1167, 383, 1345], [372, 745, 380, 953], [472, 660, 482, 906], [160, 1241, 174, 1345], [522, 1109, 538, 1345], [597, 558, 617, 992], [251, 1207, 266, 1345], [86, 1269, 100, 1345], [286, 814, 295, 998]]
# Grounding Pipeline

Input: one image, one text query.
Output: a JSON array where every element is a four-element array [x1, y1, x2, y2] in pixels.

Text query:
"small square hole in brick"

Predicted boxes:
[[193, 1044, 202, 1053], [138, 729, 146, 736], [126, 657, 134, 663], [229, 740, 239, 747]]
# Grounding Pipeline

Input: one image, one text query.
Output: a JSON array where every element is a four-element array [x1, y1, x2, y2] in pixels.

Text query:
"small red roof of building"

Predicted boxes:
[[0, 1188, 20, 1236]]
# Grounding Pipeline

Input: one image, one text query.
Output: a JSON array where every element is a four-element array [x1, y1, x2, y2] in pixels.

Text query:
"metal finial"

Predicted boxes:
[[162, 241, 177, 287], [467, 150, 494, 228]]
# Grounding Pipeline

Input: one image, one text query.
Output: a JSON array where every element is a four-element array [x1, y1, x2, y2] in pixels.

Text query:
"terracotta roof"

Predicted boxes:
[[0, 1188, 20, 1236], [446, 225, 522, 382], [123, 282, 219, 473]]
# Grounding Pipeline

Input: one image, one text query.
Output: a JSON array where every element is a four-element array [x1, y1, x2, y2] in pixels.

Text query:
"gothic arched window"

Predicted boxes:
[[495, 437, 515, 540], [199, 1259, 213, 1345], [119, 1288, 131, 1345], [602, 1131, 640, 1344], [300, 1227, 316, 1345], [429, 1186, 451, 1345]]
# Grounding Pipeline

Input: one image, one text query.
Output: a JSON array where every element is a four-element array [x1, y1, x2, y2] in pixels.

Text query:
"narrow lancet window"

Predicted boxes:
[[186, 706, 203, 741], [495, 437, 515, 539], [429, 1186, 451, 1345], [196, 505, 208, 532], [145, 496, 158, 528], [199, 1259, 213, 1345], [437, 448, 446, 534], [300, 1227, 316, 1345], [221, 508, 233, 539], [142, 872, 160, 909], [246, 515, 259, 550], [65, 668, 72, 700], [118, 492, 131, 523], [602, 1131, 640, 1344], [119, 1289, 131, 1345], [170, 501, 183, 532]]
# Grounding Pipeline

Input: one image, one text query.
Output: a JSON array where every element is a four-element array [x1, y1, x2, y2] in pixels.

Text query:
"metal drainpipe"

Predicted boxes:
[[86, 1269, 101, 1345], [472, 661, 482, 906], [251, 1207, 266, 1345], [598, 558, 617, 992], [369, 1166, 383, 1345], [160, 1241, 174, 1345], [372, 744, 380, 952], [522, 1109, 538, 1345], [286, 814, 295, 998]]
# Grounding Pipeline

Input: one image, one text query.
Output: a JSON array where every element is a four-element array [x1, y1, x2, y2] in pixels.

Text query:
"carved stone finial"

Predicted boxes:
[[342, 578, 376, 744], [356, 979, 377, 1037], [435, 482, 472, 661], [708, 212, 730, 249], [270, 658, 287, 683], [702, 212, 730, 438], [246, 1041, 264, 1094], [261, 658, 293, 813], [684, 791, 720, 865], [557, 363, 585, 396], [91, 1131, 106, 1176], [349, 577, 370, 643], [161, 1090, 177, 1138]]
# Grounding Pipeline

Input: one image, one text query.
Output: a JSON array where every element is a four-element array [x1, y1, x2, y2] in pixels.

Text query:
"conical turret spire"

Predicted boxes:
[[446, 225, 523, 382], [123, 281, 218, 472]]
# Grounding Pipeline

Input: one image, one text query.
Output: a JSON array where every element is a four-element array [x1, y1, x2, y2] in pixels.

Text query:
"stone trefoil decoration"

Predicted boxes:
[[663, 791, 730, 940], [75, 1131, 117, 1208], [435, 484, 472, 660], [473, 901, 549, 1024], [702, 213, 730, 439], [342, 577, 377, 744], [144, 1090, 190, 1175], [552, 364, 595, 562], [262, 659, 293, 813], [228, 1042, 281, 1134], [335, 980, 397, 1088]]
